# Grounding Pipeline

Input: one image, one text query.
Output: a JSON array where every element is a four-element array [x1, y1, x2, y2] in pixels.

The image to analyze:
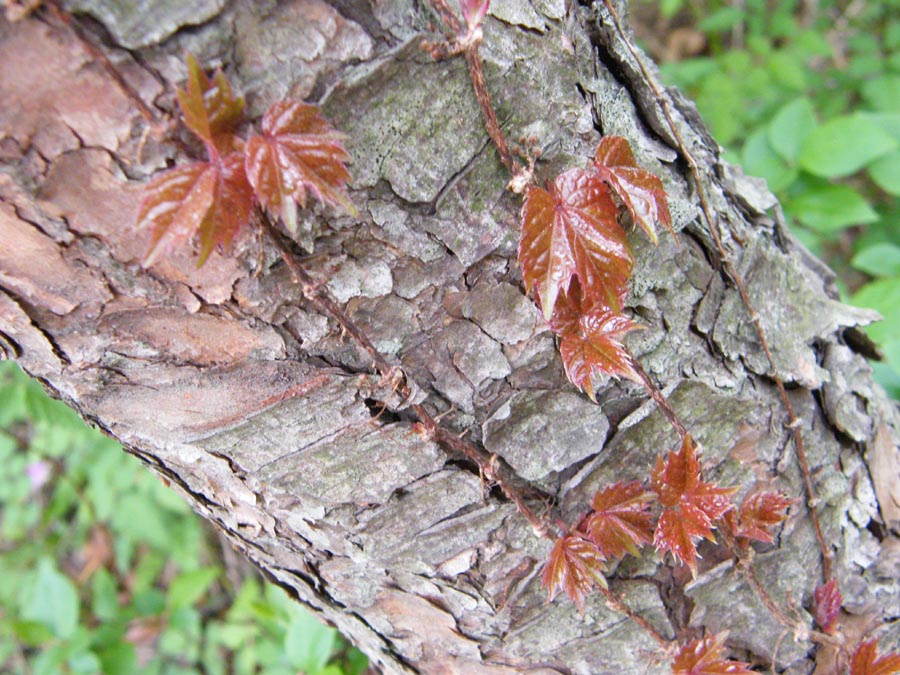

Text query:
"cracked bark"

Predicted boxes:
[[2, 1, 900, 673]]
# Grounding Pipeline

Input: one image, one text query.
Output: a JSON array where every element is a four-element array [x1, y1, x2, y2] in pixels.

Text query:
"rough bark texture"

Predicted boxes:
[[2, 1, 900, 673]]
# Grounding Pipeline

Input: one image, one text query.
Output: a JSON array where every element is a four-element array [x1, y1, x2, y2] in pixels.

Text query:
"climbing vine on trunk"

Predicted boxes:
[[132, 2, 900, 669]]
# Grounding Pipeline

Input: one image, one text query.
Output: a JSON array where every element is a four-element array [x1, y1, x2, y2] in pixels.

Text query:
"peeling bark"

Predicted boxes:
[[2, 1, 899, 673]]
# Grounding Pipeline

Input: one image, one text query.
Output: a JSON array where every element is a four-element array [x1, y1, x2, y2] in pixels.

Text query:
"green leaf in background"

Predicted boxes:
[[871, 361, 900, 400], [861, 74, 900, 112], [696, 71, 745, 145], [10, 620, 54, 647], [786, 183, 879, 233], [768, 97, 816, 162], [852, 242, 900, 277], [699, 6, 745, 33], [111, 493, 171, 550], [30, 643, 68, 675], [798, 114, 898, 177], [851, 276, 900, 345], [285, 606, 338, 674], [98, 642, 137, 675], [768, 51, 807, 90], [67, 650, 102, 675], [881, 340, 900, 379], [791, 29, 833, 59], [659, 0, 684, 18], [0, 366, 29, 425], [862, 112, 900, 141], [868, 149, 900, 195], [167, 567, 220, 611], [91, 568, 120, 622], [742, 128, 798, 191], [133, 587, 167, 616], [18, 558, 80, 639]]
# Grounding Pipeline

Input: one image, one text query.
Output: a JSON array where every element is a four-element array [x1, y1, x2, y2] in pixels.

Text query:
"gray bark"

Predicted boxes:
[[2, 1, 899, 672]]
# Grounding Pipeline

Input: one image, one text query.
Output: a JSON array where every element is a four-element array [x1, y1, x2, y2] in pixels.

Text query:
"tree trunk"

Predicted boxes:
[[2, 1, 899, 672]]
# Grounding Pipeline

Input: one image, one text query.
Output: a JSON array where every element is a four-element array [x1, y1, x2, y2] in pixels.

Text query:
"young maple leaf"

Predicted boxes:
[[460, 0, 490, 30], [519, 168, 633, 320], [541, 533, 607, 612], [245, 100, 356, 234], [585, 480, 656, 560], [593, 136, 672, 244], [812, 578, 842, 635], [727, 491, 793, 544], [651, 436, 736, 576], [851, 640, 900, 675], [138, 153, 253, 267], [177, 53, 245, 154], [672, 633, 753, 675], [547, 280, 641, 397]]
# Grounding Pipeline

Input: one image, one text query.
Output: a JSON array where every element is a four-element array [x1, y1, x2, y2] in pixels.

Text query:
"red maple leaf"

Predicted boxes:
[[593, 136, 672, 244], [245, 100, 356, 234], [651, 436, 736, 576], [460, 0, 490, 30], [851, 640, 900, 675], [547, 280, 641, 397], [812, 578, 842, 634], [138, 153, 253, 267], [585, 480, 655, 560], [728, 491, 793, 544], [672, 633, 753, 675], [518, 168, 633, 320], [541, 534, 607, 612], [176, 53, 245, 154]]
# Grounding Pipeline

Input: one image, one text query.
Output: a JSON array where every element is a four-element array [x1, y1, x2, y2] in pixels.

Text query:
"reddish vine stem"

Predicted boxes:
[[599, 0, 832, 583], [739, 558, 842, 649], [429, 0, 462, 33], [599, 586, 669, 647], [463, 48, 521, 176], [631, 360, 688, 440], [44, 0, 159, 126], [428, 0, 524, 179], [263, 218, 555, 539]]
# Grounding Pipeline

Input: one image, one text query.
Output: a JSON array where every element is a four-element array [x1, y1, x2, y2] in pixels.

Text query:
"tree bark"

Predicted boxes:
[[2, 1, 899, 673]]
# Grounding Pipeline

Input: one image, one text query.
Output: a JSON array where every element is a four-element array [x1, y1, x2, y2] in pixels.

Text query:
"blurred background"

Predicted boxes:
[[2, 0, 898, 672]]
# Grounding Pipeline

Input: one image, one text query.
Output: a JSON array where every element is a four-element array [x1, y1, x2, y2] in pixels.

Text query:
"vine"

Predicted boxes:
[[132, 3, 900, 671]]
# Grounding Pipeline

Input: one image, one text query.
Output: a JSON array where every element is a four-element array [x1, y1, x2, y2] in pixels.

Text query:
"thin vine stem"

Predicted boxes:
[[631, 360, 688, 440], [428, 0, 526, 181], [599, 586, 670, 647], [262, 216, 556, 540], [598, 0, 833, 583], [463, 48, 520, 176], [740, 558, 842, 649]]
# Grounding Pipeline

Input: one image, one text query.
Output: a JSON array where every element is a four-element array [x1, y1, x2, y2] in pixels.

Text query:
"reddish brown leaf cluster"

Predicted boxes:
[[541, 534, 607, 612], [671, 634, 753, 675], [137, 54, 354, 267], [518, 136, 671, 398], [724, 491, 793, 548], [851, 640, 900, 675], [585, 480, 655, 559], [812, 578, 842, 635], [651, 436, 737, 576], [542, 436, 792, 609]]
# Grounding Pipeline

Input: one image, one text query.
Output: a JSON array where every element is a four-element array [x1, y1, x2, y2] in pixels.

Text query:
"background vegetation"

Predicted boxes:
[[2, 0, 898, 672], [636, 0, 900, 397]]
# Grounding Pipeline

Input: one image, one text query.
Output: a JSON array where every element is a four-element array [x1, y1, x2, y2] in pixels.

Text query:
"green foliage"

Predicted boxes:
[[651, 0, 900, 396], [0, 361, 366, 675]]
